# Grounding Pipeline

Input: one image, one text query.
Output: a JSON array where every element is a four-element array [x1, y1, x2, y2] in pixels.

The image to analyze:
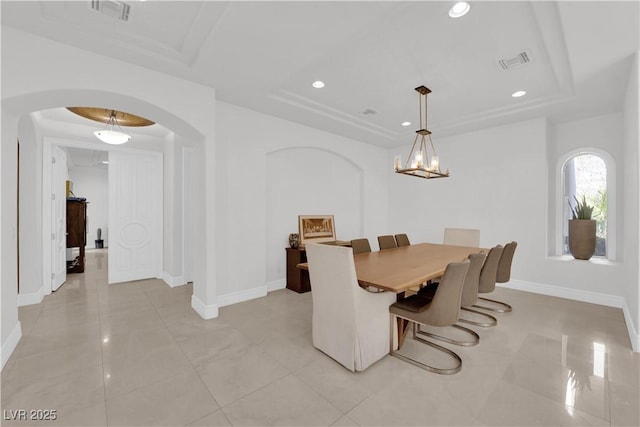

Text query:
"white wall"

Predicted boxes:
[[548, 113, 622, 260], [215, 101, 389, 302], [68, 164, 108, 249], [18, 114, 43, 300], [389, 118, 548, 277], [623, 51, 640, 346], [1, 108, 22, 369]]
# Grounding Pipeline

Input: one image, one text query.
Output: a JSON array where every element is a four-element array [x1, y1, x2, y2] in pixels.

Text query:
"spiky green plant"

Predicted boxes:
[[569, 195, 594, 220]]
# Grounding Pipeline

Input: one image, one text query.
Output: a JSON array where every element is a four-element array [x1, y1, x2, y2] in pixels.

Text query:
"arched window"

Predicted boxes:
[[561, 152, 611, 258]]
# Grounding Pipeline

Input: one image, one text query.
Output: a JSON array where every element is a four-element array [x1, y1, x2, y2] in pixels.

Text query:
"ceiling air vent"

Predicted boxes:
[[497, 51, 531, 71], [361, 108, 378, 115], [90, 0, 131, 22]]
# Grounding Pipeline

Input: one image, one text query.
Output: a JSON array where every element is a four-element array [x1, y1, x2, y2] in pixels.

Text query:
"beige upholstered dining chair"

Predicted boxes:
[[395, 234, 411, 247], [389, 260, 470, 374], [305, 243, 396, 372], [480, 241, 518, 312], [443, 227, 480, 247], [377, 235, 397, 250], [419, 251, 496, 327], [497, 241, 518, 283], [473, 244, 513, 313], [350, 238, 372, 255]]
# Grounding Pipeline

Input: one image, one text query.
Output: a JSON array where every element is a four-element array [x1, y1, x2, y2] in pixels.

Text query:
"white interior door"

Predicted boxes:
[[51, 146, 67, 291], [108, 150, 163, 284]]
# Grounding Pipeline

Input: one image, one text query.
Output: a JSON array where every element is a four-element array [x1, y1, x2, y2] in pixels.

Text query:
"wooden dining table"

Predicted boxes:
[[297, 242, 486, 347]]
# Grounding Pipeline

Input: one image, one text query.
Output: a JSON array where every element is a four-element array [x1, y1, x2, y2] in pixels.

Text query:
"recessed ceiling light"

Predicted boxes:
[[449, 2, 470, 18], [401, 121, 411, 127], [512, 90, 527, 98], [312, 81, 325, 89]]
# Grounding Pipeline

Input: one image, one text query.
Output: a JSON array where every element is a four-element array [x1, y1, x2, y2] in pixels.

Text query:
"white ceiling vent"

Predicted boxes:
[[497, 51, 531, 71], [361, 108, 378, 115], [90, 0, 131, 22]]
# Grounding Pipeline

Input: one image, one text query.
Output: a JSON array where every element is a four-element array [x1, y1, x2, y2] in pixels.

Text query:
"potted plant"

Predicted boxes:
[[568, 195, 596, 260]]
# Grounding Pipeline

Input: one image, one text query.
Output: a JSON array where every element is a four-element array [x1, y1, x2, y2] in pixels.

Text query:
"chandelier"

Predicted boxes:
[[93, 110, 131, 145], [394, 85, 449, 179]]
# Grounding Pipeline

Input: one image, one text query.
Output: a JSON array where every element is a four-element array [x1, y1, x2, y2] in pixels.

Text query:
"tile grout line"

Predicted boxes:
[[145, 286, 232, 426], [95, 273, 110, 427]]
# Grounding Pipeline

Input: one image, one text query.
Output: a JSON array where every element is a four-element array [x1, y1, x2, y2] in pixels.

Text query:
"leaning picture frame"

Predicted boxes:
[[298, 215, 336, 246]]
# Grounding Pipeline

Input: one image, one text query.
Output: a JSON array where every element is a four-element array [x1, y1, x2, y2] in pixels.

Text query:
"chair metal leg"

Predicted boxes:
[[459, 307, 498, 327], [473, 296, 513, 313], [416, 323, 479, 346], [390, 323, 462, 375]]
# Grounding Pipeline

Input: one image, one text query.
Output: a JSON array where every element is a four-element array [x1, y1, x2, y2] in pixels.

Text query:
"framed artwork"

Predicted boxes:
[[298, 215, 336, 245]]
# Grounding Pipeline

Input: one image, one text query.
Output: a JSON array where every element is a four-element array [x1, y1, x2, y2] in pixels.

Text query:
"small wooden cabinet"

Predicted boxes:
[[286, 247, 311, 293], [66, 199, 87, 273]]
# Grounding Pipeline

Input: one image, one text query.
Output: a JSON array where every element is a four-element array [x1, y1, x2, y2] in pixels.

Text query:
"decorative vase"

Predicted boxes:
[[289, 233, 299, 248], [568, 219, 596, 260]]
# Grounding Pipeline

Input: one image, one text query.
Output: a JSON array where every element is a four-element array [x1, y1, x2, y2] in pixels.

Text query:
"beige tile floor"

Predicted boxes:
[[2, 249, 639, 426]]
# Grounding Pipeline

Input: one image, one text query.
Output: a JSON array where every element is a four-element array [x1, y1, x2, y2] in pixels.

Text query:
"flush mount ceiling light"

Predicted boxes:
[[312, 80, 325, 89], [512, 90, 527, 98], [401, 121, 411, 127], [394, 86, 449, 180], [449, 1, 470, 18]]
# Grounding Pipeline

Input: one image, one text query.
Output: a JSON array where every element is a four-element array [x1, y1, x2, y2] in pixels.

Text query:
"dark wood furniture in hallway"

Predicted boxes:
[[67, 199, 87, 273]]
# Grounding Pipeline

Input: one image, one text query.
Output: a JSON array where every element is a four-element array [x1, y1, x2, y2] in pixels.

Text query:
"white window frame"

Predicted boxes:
[[555, 148, 616, 260]]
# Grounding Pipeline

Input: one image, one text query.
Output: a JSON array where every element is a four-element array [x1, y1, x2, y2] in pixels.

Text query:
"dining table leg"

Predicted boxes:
[[394, 292, 412, 349]]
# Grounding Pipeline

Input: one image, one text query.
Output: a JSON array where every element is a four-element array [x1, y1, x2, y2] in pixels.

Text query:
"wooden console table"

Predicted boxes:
[[286, 241, 351, 293], [286, 247, 311, 293]]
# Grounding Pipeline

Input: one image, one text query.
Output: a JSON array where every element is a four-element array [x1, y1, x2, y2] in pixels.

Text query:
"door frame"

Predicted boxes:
[[182, 146, 195, 284], [42, 137, 164, 293], [50, 145, 67, 291]]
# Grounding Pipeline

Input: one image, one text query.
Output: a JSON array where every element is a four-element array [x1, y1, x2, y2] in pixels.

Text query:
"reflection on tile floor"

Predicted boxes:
[[2, 250, 639, 426]]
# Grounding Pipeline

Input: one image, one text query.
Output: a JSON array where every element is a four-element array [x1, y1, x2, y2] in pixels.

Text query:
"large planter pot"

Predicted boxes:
[[568, 219, 596, 260]]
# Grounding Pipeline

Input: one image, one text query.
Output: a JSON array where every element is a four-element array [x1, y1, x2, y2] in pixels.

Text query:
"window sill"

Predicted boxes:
[[547, 255, 619, 266]]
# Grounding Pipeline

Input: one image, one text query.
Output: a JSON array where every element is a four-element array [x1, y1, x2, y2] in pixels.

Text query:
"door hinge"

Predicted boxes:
[[52, 193, 55, 201], [51, 233, 56, 240], [51, 273, 55, 280], [52, 157, 56, 164]]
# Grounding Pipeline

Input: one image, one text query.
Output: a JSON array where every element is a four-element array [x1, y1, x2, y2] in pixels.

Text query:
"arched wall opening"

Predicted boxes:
[[265, 147, 364, 288], [554, 147, 617, 260], [1, 88, 216, 367]]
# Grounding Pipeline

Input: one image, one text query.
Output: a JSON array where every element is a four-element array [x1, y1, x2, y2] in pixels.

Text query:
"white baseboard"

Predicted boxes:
[[504, 279, 638, 352], [1, 322, 22, 370], [191, 294, 219, 320], [17, 286, 45, 307], [217, 285, 268, 308], [621, 301, 640, 353], [161, 272, 185, 288], [504, 279, 626, 308], [266, 278, 286, 292]]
